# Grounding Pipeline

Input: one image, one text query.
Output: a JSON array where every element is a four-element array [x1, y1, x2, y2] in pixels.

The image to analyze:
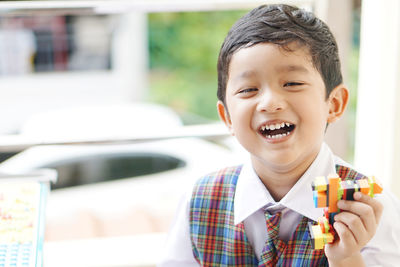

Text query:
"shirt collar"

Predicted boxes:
[[234, 142, 337, 225]]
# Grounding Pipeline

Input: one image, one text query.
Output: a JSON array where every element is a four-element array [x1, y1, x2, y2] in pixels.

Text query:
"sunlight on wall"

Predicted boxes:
[[355, 0, 400, 198]]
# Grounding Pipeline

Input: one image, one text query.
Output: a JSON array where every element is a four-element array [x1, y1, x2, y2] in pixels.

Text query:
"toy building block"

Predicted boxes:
[[308, 216, 335, 250], [309, 174, 383, 250]]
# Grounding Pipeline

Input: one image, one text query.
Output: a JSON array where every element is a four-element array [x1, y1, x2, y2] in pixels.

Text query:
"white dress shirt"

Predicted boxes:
[[159, 143, 400, 267]]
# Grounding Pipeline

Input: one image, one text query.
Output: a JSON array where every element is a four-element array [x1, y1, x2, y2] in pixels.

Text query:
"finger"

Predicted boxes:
[[334, 211, 368, 245], [337, 198, 378, 233], [353, 192, 384, 222], [333, 221, 357, 250]]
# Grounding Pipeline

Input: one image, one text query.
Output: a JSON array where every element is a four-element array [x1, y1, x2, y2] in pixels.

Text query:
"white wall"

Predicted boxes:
[[355, 0, 400, 197]]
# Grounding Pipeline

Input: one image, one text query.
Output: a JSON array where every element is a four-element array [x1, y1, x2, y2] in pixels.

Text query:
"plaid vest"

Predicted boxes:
[[189, 164, 367, 266]]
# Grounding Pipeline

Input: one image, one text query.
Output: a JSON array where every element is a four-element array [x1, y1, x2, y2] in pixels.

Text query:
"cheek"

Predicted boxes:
[[229, 111, 253, 135], [230, 112, 246, 131], [295, 97, 330, 127], [227, 100, 249, 121]]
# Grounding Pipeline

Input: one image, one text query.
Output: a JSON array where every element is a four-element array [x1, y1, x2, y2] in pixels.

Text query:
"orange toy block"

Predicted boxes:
[[369, 176, 383, 196], [357, 179, 369, 195], [328, 174, 340, 213], [316, 191, 327, 208]]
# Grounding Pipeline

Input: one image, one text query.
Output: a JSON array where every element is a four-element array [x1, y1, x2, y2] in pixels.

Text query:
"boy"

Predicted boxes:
[[160, 4, 400, 266]]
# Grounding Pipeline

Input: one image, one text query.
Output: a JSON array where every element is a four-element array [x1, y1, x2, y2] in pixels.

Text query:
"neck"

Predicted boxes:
[[251, 150, 319, 202]]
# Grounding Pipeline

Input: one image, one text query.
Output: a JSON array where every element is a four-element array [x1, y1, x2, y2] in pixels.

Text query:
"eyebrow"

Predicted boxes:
[[276, 65, 310, 73], [233, 70, 257, 82], [232, 65, 310, 82]]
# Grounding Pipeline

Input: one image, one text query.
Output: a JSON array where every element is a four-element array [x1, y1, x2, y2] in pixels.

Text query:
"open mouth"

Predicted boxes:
[[259, 122, 295, 139]]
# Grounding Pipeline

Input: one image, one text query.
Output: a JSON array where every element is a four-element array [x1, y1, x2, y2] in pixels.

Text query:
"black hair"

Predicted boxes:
[[217, 4, 342, 104]]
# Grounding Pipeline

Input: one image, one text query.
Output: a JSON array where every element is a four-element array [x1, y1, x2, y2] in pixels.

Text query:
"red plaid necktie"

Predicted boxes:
[[258, 211, 287, 266]]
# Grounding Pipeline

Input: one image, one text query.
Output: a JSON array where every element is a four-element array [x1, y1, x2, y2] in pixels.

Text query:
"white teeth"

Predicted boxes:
[[266, 132, 291, 139], [261, 122, 294, 133]]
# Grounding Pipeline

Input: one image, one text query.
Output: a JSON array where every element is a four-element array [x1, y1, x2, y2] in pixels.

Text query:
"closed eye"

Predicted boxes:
[[284, 82, 304, 87], [238, 88, 258, 94]]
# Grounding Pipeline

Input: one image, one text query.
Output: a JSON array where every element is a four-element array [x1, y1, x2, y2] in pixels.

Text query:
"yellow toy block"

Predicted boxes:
[[314, 176, 327, 191], [311, 224, 324, 250]]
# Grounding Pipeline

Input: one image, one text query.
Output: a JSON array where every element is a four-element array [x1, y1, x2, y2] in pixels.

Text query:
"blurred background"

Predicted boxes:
[[0, 0, 398, 266]]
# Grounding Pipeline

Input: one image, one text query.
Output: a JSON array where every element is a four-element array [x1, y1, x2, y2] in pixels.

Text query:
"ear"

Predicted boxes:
[[217, 101, 234, 135], [327, 84, 349, 123]]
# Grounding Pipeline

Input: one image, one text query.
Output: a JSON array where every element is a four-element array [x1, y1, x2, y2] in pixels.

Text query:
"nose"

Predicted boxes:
[[256, 89, 286, 113]]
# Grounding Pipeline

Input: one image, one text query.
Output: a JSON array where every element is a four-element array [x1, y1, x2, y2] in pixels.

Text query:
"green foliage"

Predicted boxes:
[[147, 10, 248, 122], [345, 7, 362, 162], [346, 46, 360, 162]]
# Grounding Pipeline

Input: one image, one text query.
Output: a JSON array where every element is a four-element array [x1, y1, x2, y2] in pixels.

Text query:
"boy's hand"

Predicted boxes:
[[324, 192, 383, 266]]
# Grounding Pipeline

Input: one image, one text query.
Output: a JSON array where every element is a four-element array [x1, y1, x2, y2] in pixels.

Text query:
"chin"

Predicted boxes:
[[253, 153, 299, 171]]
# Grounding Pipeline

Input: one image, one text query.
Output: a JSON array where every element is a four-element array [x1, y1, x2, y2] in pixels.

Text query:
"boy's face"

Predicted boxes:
[[218, 42, 347, 175]]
